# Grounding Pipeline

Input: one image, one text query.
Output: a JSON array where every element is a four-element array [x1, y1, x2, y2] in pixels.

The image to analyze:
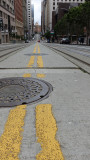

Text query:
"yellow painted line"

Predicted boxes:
[[27, 43, 38, 67], [36, 104, 64, 160], [33, 43, 38, 53], [37, 74, 45, 78], [23, 73, 31, 77], [27, 56, 35, 67], [37, 44, 45, 77], [38, 44, 40, 53], [37, 56, 43, 68], [33, 47, 37, 53], [0, 105, 27, 159]]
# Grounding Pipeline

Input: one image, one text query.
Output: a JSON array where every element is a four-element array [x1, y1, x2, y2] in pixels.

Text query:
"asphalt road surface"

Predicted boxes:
[[0, 41, 90, 160]]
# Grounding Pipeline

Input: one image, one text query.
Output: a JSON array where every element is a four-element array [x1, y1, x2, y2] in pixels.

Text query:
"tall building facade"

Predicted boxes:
[[22, 0, 27, 39], [0, 0, 15, 43], [31, 4, 34, 35], [41, 0, 85, 32], [14, 0, 24, 38], [27, 0, 32, 39]]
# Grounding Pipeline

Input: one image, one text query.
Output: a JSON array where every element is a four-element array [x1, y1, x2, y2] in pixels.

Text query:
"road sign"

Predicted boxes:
[[50, 31, 54, 35]]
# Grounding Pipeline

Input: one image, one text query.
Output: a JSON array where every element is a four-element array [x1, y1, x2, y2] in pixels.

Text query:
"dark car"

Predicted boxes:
[[78, 37, 84, 44], [60, 38, 70, 44], [25, 39, 29, 43]]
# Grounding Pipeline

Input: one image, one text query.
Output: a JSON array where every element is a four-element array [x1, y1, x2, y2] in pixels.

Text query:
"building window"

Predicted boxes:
[[53, 7, 55, 10], [0, 11, 2, 17], [7, 4, 9, 10], [3, 1, 6, 7]]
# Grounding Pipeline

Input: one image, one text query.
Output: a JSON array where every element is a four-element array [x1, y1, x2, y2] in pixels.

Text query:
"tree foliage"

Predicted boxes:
[[54, 2, 90, 44], [44, 31, 51, 39]]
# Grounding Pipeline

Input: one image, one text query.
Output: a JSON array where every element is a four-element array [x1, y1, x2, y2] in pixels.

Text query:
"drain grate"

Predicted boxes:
[[0, 77, 53, 107]]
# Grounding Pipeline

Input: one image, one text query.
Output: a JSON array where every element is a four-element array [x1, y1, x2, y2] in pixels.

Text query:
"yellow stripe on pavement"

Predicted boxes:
[[37, 44, 45, 77], [38, 44, 40, 53], [37, 56, 43, 68], [27, 56, 35, 67], [0, 105, 27, 160], [37, 74, 45, 78], [36, 104, 64, 160], [33, 43, 38, 53], [23, 73, 31, 77]]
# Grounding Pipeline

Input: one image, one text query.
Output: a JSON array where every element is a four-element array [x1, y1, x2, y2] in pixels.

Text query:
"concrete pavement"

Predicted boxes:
[[0, 43, 90, 160]]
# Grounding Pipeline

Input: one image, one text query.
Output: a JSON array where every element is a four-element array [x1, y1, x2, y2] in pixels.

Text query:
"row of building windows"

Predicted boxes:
[[53, 0, 84, 10], [53, 0, 83, 3], [53, 0, 83, 0], [0, 0, 14, 14], [0, 10, 14, 22]]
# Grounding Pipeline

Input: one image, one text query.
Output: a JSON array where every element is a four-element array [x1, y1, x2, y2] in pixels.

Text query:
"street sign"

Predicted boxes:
[[50, 31, 54, 35]]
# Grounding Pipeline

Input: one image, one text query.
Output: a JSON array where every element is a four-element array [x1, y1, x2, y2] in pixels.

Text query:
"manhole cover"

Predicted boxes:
[[0, 77, 53, 107]]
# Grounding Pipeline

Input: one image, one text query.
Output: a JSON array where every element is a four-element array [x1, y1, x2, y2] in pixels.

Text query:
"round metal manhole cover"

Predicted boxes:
[[0, 77, 53, 107]]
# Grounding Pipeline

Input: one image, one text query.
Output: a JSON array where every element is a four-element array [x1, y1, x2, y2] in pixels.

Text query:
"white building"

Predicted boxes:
[[27, 0, 32, 39], [42, 0, 85, 32]]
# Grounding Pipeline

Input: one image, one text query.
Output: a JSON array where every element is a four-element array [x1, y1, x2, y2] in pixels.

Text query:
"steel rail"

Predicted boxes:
[[43, 43, 90, 74]]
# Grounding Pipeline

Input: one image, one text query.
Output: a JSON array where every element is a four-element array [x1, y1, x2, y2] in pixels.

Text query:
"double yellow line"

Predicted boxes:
[[27, 43, 43, 68], [0, 43, 64, 160], [26, 43, 45, 78]]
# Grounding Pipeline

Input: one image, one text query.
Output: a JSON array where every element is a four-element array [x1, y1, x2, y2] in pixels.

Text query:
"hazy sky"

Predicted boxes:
[[31, 0, 42, 25]]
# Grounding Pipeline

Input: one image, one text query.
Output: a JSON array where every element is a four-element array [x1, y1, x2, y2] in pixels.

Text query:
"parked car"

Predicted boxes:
[[78, 37, 84, 44], [60, 38, 70, 44], [25, 39, 29, 43]]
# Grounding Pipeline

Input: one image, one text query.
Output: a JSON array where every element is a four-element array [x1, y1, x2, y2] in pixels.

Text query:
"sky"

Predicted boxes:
[[31, 0, 42, 25]]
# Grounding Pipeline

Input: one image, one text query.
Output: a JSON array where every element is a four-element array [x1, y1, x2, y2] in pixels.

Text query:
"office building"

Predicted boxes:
[[27, 0, 32, 39], [22, 0, 27, 39], [31, 4, 34, 35], [14, 0, 24, 38], [41, 0, 85, 32], [0, 0, 15, 43]]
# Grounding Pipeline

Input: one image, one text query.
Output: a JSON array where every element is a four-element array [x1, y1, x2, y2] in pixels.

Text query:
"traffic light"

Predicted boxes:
[[0, 18, 3, 31]]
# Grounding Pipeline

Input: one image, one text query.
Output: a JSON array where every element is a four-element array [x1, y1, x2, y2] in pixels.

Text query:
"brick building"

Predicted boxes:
[[14, 0, 24, 38], [22, 0, 27, 39], [34, 22, 41, 34]]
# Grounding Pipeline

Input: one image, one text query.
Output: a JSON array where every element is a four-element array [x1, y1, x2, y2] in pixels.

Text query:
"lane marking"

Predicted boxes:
[[23, 73, 31, 77], [38, 44, 40, 53], [36, 104, 64, 160], [0, 105, 27, 159], [37, 56, 43, 68], [33, 43, 38, 53], [27, 56, 35, 67], [27, 43, 38, 67], [37, 43, 45, 77], [37, 74, 45, 78]]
